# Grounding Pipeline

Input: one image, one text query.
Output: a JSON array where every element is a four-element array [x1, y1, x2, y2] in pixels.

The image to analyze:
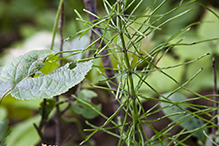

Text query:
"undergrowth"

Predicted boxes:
[[0, 0, 219, 146]]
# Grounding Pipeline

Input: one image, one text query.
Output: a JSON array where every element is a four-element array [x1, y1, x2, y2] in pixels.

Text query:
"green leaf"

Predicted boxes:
[[0, 50, 54, 98], [160, 93, 207, 143], [77, 89, 97, 100], [72, 90, 101, 119], [0, 120, 10, 146], [39, 55, 60, 75], [0, 50, 53, 84], [11, 61, 92, 100], [0, 50, 93, 100], [5, 115, 41, 146]]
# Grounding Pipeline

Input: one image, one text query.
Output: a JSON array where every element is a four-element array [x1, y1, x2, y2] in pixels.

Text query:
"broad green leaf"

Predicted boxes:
[[0, 50, 54, 98], [160, 93, 207, 143], [0, 80, 12, 100], [72, 90, 101, 119], [0, 120, 10, 146], [5, 115, 41, 146], [11, 61, 92, 100], [1, 50, 53, 84], [72, 101, 101, 119], [0, 50, 93, 100], [77, 89, 97, 100]]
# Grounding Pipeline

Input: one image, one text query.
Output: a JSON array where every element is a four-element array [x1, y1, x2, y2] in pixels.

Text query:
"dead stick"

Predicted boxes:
[[54, 3, 64, 145], [83, 0, 118, 90], [83, 0, 124, 128], [212, 57, 218, 146]]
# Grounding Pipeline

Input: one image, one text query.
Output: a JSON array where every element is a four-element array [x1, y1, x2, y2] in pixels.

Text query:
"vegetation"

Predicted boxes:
[[0, 0, 219, 146]]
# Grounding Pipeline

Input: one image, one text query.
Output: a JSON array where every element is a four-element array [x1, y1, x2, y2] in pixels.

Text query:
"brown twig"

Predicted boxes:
[[54, 3, 64, 145], [83, 0, 124, 136], [39, 99, 48, 129], [33, 99, 48, 143], [212, 57, 218, 146], [86, 29, 93, 58], [59, 83, 82, 115], [59, 3, 64, 64], [55, 81, 82, 108], [54, 96, 61, 145], [33, 123, 46, 143], [83, 0, 118, 90]]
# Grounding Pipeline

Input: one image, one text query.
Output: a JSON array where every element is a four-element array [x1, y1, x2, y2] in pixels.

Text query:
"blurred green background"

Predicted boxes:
[[0, 0, 219, 145]]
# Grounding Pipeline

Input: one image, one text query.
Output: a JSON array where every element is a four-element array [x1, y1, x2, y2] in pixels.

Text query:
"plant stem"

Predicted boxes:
[[212, 57, 218, 146], [33, 123, 46, 143], [83, 0, 118, 90], [50, 0, 65, 50], [117, 1, 142, 144], [33, 99, 48, 143], [59, 3, 64, 65], [54, 3, 64, 145], [83, 0, 126, 123], [54, 96, 61, 145]]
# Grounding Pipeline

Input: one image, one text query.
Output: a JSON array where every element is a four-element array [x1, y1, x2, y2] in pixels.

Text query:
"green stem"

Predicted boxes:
[[117, 1, 142, 145], [50, 0, 65, 50]]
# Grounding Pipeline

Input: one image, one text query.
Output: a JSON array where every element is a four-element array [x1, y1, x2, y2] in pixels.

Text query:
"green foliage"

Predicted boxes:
[[0, 50, 93, 100], [1, 0, 219, 146], [5, 116, 41, 146], [72, 89, 101, 119], [160, 93, 207, 143], [0, 120, 10, 146], [0, 50, 54, 98], [73, 0, 219, 145]]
